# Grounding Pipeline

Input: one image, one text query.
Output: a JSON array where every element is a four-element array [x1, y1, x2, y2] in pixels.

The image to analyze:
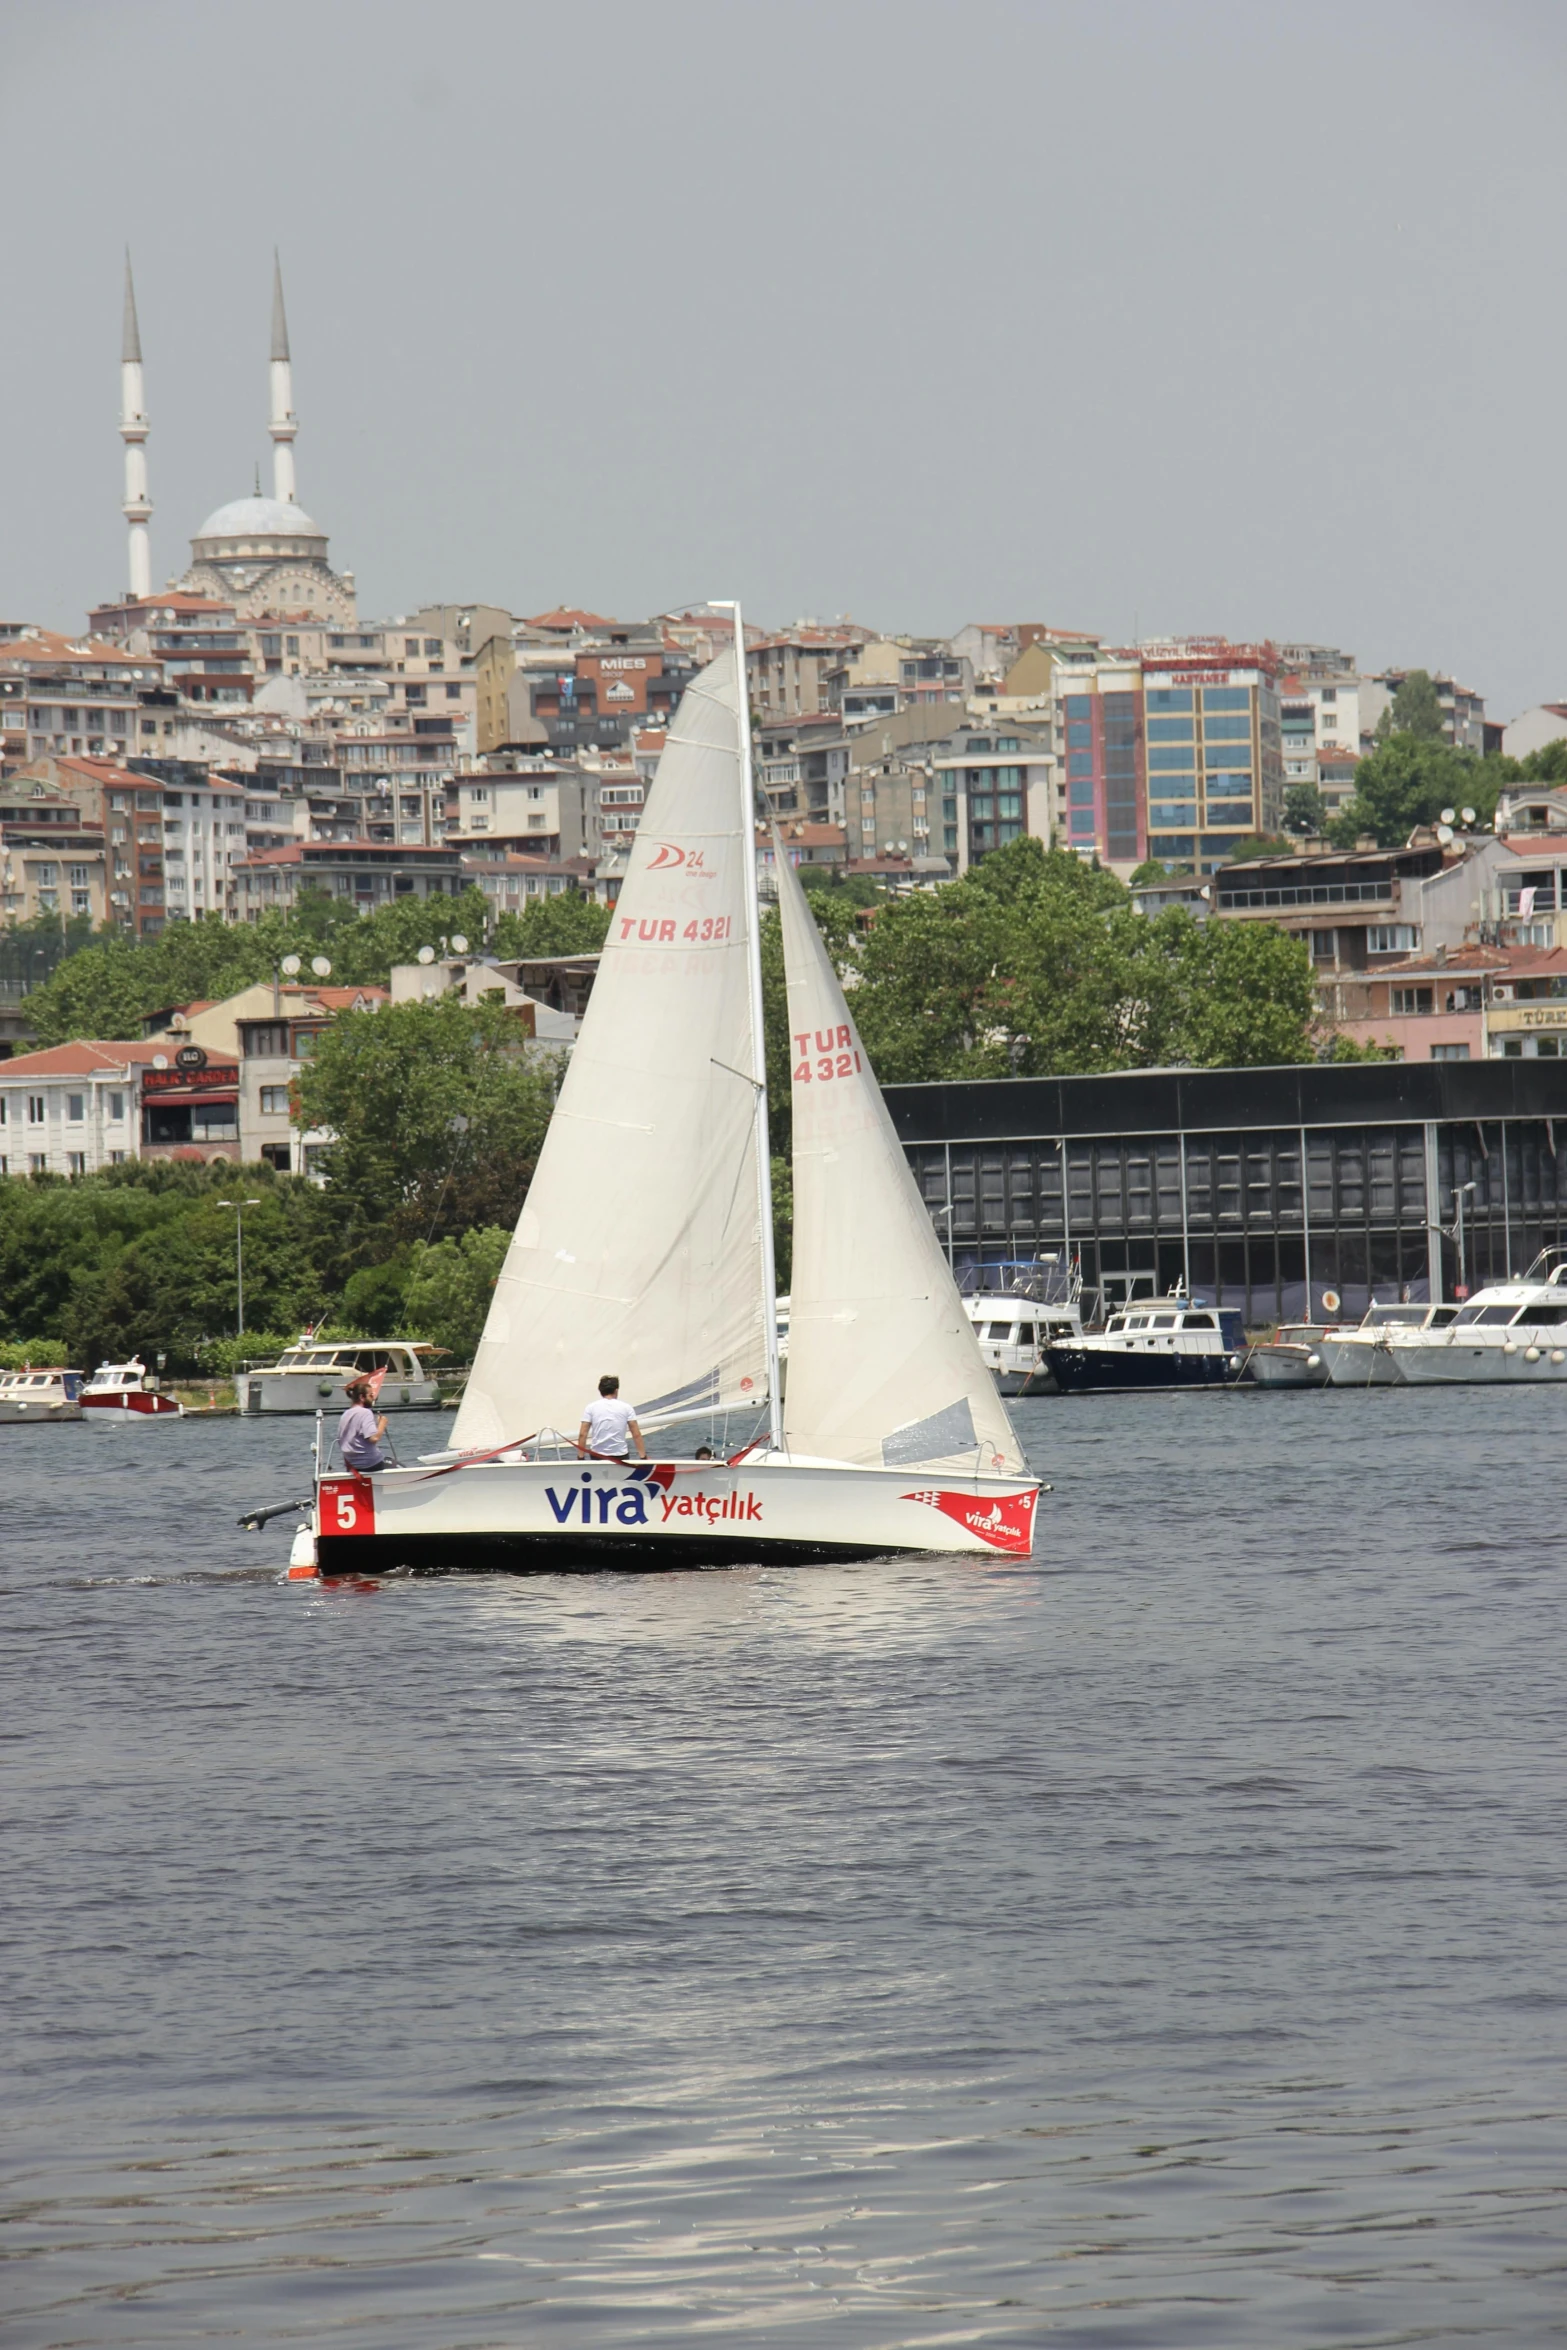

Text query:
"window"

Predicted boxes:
[[1391, 986, 1434, 1015], [1203, 715, 1251, 742], [1146, 719, 1193, 743], [66, 1151, 85, 1175], [1149, 803, 1196, 825], [424, 638, 442, 655], [1068, 752, 1094, 780], [259, 1085, 291, 1115], [1367, 925, 1419, 953], [1205, 803, 1255, 826], [1148, 834, 1195, 857], [1145, 688, 1193, 713], [1148, 746, 1195, 770], [1311, 930, 1337, 961], [1183, 1312, 1216, 1329], [469, 786, 489, 803], [108, 1093, 124, 1121], [1203, 688, 1250, 712], [1069, 778, 1096, 807], [27, 1095, 44, 1123], [1431, 1043, 1471, 1060], [30, 1153, 46, 1173], [66, 1094, 84, 1122]]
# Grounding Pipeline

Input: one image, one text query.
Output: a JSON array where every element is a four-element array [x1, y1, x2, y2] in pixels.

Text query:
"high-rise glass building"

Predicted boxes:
[[1061, 642, 1284, 874]]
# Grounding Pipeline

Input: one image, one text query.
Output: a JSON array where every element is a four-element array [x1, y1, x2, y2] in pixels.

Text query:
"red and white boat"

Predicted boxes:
[[82, 1356, 184, 1421], [288, 618, 1039, 1576]]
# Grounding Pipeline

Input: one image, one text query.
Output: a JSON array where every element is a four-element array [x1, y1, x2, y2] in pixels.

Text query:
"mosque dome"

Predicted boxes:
[[191, 495, 326, 553]]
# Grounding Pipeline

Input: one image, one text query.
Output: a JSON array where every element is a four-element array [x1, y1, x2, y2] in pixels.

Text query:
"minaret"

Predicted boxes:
[[120, 252, 152, 598], [269, 252, 298, 505]]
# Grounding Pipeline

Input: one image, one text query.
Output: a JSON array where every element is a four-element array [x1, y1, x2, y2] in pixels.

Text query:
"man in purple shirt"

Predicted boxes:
[[336, 1376, 389, 1471]]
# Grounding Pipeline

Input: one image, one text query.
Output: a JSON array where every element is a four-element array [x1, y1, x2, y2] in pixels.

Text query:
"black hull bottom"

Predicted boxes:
[[1044, 1351, 1241, 1394], [317, 1532, 903, 1576]]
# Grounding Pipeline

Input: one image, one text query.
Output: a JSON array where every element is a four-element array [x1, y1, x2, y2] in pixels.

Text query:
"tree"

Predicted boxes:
[[1284, 783, 1327, 835], [1389, 669, 1447, 741], [1129, 858, 1169, 885], [492, 892, 610, 958], [292, 995, 559, 1241], [400, 1225, 512, 1358], [22, 882, 509, 1045], [1327, 734, 1499, 848], [1223, 834, 1295, 862]]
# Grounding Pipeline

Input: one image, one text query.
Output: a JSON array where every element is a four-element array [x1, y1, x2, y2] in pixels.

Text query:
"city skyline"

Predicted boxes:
[[2, 0, 1565, 718]]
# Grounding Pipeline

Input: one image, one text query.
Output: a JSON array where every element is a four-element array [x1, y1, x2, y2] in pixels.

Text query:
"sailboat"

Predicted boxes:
[[291, 618, 1040, 1574]]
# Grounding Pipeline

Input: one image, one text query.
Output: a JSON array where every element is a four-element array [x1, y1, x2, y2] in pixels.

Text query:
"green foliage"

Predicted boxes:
[[780, 834, 1320, 1082], [0, 910, 100, 998], [0, 1158, 349, 1372], [1516, 740, 1567, 785], [1327, 733, 1500, 848], [400, 1225, 512, 1359], [1129, 858, 1169, 884], [799, 869, 884, 909], [491, 892, 610, 958], [770, 1153, 793, 1293], [1320, 1030, 1402, 1062], [1284, 783, 1328, 835], [1223, 834, 1295, 863], [23, 883, 505, 1045], [292, 995, 559, 1242], [1389, 669, 1446, 741]]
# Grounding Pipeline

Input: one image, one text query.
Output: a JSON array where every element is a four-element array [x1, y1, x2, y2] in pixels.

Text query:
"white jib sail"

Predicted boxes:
[[776, 848, 1024, 1475], [452, 648, 768, 1451]]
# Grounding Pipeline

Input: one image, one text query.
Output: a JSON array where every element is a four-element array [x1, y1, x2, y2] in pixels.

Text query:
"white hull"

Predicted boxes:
[[1315, 1336, 1403, 1386], [296, 1454, 1041, 1574], [1391, 1340, 1567, 1384], [242, 1371, 443, 1415], [1248, 1348, 1328, 1388]]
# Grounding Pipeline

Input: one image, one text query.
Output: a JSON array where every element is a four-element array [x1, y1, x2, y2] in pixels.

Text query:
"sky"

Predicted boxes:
[[1, 0, 1564, 721]]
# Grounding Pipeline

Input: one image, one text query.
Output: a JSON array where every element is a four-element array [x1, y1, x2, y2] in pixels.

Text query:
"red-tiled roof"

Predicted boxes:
[[0, 1040, 178, 1077], [0, 630, 153, 668], [525, 608, 617, 631]]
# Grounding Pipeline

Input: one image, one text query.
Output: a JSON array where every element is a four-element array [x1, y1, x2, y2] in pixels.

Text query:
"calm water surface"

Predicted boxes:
[[3, 1391, 1565, 2345]]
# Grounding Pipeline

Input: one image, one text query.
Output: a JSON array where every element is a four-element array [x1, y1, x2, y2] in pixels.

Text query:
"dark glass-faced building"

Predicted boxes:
[[886, 1061, 1567, 1323]]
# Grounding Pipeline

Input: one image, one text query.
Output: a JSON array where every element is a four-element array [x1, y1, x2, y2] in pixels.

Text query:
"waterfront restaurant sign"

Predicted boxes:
[[1495, 1004, 1567, 1031]]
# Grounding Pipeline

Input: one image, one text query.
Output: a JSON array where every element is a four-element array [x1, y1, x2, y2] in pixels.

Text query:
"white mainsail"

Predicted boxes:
[[452, 649, 768, 1451], [776, 848, 1025, 1475]]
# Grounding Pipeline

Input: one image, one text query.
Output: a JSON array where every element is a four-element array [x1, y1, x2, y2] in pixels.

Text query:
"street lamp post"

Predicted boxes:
[[221, 1197, 263, 1336]]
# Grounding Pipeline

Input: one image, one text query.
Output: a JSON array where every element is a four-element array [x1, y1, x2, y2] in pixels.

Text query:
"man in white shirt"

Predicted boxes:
[[577, 1374, 648, 1461]]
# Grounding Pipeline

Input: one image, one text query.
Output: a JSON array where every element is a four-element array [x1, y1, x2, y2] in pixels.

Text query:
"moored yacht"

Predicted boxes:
[[82, 1357, 183, 1420], [240, 1339, 445, 1415], [1315, 1300, 1459, 1385], [1246, 1323, 1334, 1387], [960, 1257, 1085, 1393], [0, 1367, 84, 1423], [1384, 1249, 1567, 1383], [1045, 1295, 1246, 1393]]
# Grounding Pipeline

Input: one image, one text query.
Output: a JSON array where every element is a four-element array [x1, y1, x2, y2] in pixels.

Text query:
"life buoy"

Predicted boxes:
[[1320, 1289, 1341, 1315]]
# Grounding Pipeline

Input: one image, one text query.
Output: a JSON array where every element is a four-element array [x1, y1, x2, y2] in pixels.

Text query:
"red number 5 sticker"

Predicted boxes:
[[322, 1475, 376, 1535]]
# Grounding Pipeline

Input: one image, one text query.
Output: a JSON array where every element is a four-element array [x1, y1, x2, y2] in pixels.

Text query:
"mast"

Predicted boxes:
[[714, 599, 783, 1454]]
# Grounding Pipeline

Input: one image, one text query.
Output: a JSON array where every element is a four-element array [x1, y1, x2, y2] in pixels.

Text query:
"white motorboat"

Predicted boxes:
[[1045, 1295, 1248, 1393], [0, 1367, 84, 1423], [961, 1258, 1085, 1393], [1383, 1249, 1567, 1384], [1246, 1323, 1335, 1387], [285, 626, 1039, 1576], [82, 1357, 183, 1420], [1314, 1300, 1459, 1385], [240, 1339, 444, 1415]]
